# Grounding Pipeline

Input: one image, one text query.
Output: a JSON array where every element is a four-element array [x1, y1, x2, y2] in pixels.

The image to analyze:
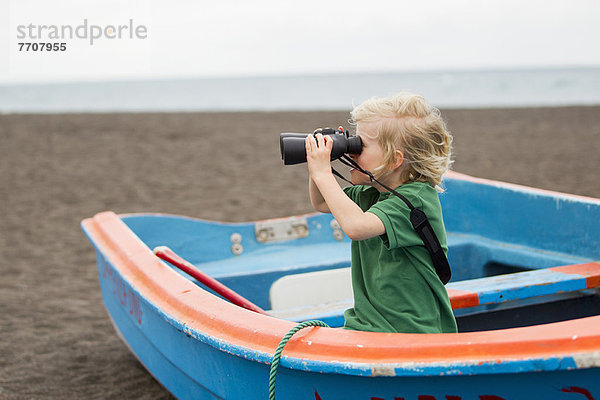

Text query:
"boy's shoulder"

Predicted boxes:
[[344, 182, 437, 206], [385, 181, 436, 205], [397, 180, 435, 194], [397, 180, 437, 201], [371, 182, 443, 225], [369, 181, 444, 250]]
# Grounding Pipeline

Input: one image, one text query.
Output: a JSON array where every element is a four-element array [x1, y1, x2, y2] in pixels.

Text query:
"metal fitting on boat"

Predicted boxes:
[[330, 219, 344, 241], [230, 233, 243, 256], [255, 217, 309, 243]]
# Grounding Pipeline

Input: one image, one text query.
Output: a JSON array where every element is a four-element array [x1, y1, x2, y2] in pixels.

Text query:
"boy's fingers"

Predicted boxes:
[[305, 135, 314, 152], [324, 135, 333, 148], [316, 133, 326, 147]]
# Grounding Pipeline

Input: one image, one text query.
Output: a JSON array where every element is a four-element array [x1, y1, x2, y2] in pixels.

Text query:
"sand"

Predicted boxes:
[[1, 106, 599, 399]]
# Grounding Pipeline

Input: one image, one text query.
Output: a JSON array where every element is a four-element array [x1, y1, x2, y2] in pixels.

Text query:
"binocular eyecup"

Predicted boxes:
[[279, 127, 362, 165]]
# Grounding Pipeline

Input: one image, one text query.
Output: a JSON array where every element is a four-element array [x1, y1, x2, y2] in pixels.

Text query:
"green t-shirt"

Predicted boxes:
[[343, 181, 457, 334]]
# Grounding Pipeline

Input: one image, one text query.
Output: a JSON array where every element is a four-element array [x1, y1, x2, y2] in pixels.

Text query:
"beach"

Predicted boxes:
[[1, 106, 599, 399]]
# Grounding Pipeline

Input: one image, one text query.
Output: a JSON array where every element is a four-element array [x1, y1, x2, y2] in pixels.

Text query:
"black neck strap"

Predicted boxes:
[[333, 156, 451, 285]]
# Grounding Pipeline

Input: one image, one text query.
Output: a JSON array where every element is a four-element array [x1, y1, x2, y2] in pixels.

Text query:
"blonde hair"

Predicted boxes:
[[350, 92, 453, 190]]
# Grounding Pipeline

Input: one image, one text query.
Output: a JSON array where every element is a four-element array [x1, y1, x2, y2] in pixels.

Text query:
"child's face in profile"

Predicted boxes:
[[349, 122, 385, 185]]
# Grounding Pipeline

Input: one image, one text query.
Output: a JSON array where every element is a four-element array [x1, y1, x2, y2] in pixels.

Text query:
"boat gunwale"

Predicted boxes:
[[445, 171, 600, 204]]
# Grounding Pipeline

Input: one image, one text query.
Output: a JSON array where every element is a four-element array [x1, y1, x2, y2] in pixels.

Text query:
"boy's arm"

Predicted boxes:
[[309, 176, 331, 213], [311, 173, 384, 240], [306, 134, 385, 241]]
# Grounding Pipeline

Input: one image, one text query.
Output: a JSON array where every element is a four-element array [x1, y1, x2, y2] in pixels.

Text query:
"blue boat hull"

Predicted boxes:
[[98, 254, 600, 400], [83, 172, 600, 400]]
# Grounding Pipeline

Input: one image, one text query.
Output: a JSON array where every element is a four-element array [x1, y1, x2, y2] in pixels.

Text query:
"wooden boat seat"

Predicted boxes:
[[268, 262, 600, 322]]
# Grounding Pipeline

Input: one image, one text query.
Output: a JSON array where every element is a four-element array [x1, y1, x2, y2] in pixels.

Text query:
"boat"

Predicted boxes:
[[81, 171, 600, 400]]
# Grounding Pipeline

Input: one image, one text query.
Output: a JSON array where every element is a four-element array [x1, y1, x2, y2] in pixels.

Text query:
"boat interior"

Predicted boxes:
[[122, 212, 600, 333]]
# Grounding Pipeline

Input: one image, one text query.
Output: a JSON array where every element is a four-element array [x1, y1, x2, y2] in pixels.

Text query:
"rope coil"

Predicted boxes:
[[269, 320, 329, 400]]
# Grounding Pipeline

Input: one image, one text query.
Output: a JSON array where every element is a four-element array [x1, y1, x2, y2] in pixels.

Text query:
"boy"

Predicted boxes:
[[305, 92, 457, 334]]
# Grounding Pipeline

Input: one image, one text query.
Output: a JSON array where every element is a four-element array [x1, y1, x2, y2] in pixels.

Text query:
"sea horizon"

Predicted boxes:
[[2, 66, 600, 114]]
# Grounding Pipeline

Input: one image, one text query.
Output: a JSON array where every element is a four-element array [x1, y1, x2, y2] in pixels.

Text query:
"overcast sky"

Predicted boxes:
[[1, 0, 599, 84]]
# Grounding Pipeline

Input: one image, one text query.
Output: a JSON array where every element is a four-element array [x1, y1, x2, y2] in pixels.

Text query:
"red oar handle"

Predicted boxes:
[[153, 246, 268, 315]]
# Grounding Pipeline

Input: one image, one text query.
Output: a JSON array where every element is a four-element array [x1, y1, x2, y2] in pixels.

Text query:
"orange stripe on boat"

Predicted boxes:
[[550, 262, 600, 289], [447, 288, 479, 309]]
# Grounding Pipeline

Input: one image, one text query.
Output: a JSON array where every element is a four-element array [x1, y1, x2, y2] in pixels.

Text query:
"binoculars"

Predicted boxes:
[[279, 127, 363, 165]]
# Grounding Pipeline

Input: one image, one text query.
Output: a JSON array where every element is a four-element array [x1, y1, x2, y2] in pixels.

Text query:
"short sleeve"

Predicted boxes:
[[368, 196, 423, 250], [343, 185, 361, 202], [343, 185, 378, 212]]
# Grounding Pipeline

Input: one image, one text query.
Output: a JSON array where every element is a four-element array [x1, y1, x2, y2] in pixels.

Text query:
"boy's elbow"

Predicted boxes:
[[345, 230, 360, 241], [343, 225, 367, 241], [312, 201, 330, 214], [318, 206, 331, 214], [341, 214, 384, 241]]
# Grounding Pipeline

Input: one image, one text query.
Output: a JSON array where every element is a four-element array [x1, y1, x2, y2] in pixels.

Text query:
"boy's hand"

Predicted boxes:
[[305, 132, 333, 180]]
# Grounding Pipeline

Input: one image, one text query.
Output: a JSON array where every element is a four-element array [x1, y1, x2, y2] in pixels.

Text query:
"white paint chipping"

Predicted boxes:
[[371, 365, 396, 377], [573, 352, 600, 369]]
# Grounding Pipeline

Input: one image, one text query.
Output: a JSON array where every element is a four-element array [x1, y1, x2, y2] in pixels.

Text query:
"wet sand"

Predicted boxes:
[[1, 106, 599, 399]]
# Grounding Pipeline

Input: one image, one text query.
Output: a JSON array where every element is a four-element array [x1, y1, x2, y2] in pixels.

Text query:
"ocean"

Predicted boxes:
[[1, 67, 600, 113]]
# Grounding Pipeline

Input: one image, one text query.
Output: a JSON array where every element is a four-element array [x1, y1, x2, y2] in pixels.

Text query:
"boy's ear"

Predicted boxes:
[[393, 150, 404, 170]]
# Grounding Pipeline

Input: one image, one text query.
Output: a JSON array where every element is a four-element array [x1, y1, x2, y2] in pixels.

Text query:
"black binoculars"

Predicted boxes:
[[279, 127, 363, 165]]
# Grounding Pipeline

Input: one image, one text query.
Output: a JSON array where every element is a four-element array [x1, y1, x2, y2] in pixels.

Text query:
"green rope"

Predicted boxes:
[[269, 320, 329, 400]]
